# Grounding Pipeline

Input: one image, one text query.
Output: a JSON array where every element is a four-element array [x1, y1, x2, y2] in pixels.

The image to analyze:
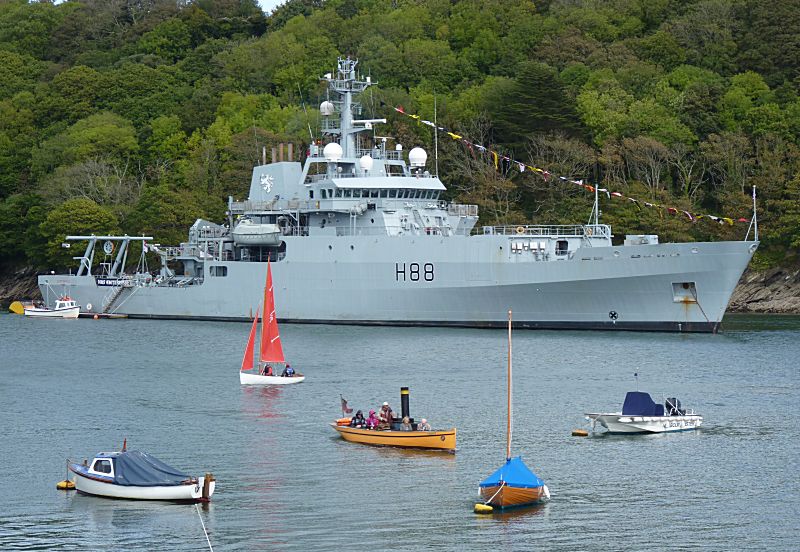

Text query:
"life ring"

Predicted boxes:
[[586, 227, 593, 236], [336, 417, 352, 426], [516, 226, 525, 235]]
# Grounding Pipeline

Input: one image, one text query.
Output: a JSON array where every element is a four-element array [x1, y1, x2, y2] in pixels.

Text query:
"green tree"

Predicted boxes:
[[39, 198, 119, 268]]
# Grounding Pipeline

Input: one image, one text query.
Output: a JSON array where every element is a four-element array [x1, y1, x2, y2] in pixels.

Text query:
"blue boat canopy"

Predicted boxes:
[[113, 451, 190, 487], [622, 391, 664, 416], [479, 457, 545, 489]]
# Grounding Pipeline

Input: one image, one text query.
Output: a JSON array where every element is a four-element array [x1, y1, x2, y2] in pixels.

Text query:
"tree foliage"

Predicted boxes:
[[0, 0, 798, 270]]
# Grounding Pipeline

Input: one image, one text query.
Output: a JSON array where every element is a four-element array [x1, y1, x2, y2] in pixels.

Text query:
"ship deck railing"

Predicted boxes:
[[480, 224, 611, 238], [228, 199, 478, 215]]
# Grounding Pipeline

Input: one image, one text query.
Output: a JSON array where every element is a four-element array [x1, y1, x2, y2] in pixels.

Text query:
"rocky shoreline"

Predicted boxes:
[[3, 266, 800, 314], [728, 266, 800, 314]]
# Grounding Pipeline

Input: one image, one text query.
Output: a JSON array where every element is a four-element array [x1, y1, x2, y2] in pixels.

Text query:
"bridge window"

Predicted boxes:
[[321, 189, 327, 199], [380, 189, 388, 198], [335, 189, 342, 198], [555, 240, 569, 256], [370, 189, 379, 198], [362, 189, 370, 198], [343, 189, 352, 198], [389, 189, 397, 198], [309, 190, 314, 199]]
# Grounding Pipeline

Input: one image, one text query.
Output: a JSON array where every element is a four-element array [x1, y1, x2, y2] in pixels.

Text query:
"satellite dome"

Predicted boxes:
[[323, 142, 343, 162], [359, 155, 374, 171], [409, 147, 427, 168], [320, 101, 335, 116]]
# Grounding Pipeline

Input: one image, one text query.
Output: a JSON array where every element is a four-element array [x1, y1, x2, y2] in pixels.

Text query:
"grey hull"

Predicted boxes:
[[38, 237, 756, 333]]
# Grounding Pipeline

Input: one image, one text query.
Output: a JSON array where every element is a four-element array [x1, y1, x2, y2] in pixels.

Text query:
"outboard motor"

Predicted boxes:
[[665, 397, 683, 416]]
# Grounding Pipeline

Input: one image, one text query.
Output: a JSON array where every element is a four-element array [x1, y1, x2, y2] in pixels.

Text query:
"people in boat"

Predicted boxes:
[[400, 416, 412, 431], [377, 402, 394, 430], [417, 418, 431, 431], [365, 409, 379, 429], [349, 410, 366, 428], [281, 364, 295, 377], [262, 364, 273, 376]]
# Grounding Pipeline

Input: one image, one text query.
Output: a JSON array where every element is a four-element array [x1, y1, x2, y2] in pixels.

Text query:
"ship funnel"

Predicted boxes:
[[409, 147, 427, 168], [323, 142, 343, 162], [400, 387, 410, 420], [320, 101, 335, 116]]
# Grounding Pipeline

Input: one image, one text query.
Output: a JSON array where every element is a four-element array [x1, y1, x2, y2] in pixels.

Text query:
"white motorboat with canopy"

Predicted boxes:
[[585, 391, 703, 434], [239, 261, 304, 385], [24, 296, 80, 318], [68, 449, 215, 501]]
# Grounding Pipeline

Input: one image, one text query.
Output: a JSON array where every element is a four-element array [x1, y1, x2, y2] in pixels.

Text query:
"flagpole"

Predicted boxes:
[[507, 309, 512, 462]]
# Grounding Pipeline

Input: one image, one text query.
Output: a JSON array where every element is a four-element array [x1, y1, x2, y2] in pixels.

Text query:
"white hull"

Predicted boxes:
[[239, 371, 305, 385], [24, 306, 80, 318], [586, 413, 703, 433], [70, 470, 215, 501]]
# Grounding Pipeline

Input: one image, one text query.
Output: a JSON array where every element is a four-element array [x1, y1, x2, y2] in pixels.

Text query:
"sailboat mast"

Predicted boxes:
[[507, 309, 512, 461]]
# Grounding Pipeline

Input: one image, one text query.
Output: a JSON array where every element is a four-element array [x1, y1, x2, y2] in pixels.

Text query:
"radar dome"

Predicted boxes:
[[320, 101, 335, 116], [323, 142, 343, 162], [359, 155, 374, 171], [409, 147, 427, 168]]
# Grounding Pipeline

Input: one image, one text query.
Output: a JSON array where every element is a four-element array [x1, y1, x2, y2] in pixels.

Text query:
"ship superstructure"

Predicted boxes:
[[38, 57, 758, 332]]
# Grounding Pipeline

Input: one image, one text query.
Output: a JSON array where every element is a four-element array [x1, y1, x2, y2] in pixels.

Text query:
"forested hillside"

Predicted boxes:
[[1, 0, 798, 271]]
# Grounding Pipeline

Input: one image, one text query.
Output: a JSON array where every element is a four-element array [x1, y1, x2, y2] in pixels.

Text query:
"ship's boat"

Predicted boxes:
[[68, 450, 215, 502], [231, 218, 281, 246], [37, 57, 759, 333], [585, 391, 703, 434], [24, 296, 80, 318]]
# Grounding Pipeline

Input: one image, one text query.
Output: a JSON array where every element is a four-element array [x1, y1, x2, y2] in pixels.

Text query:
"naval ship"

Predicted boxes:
[[39, 57, 758, 332]]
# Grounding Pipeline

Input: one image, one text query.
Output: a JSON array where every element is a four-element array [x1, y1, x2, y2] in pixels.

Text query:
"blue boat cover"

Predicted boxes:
[[622, 391, 660, 416], [479, 457, 544, 489], [113, 451, 190, 487]]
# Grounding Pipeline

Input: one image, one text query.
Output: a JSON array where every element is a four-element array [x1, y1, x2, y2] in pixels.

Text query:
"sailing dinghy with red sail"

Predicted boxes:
[[240, 262, 304, 385]]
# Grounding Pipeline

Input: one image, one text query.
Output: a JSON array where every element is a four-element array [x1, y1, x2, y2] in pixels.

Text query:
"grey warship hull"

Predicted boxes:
[[39, 57, 758, 332], [38, 237, 756, 332]]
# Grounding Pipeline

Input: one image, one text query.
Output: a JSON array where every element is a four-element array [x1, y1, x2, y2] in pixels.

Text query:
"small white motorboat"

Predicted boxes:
[[24, 296, 80, 318], [585, 391, 703, 434], [68, 450, 215, 502]]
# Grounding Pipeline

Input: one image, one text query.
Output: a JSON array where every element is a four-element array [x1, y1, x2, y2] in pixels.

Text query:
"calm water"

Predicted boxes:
[[0, 313, 797, 550]]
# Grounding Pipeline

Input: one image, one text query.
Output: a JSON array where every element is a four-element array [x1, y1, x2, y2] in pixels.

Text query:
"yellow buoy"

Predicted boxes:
[[474, 503, 494, 514], [56, 480, 75, 490], [9, 301, 25, 315], [572, 429, 589, 437]]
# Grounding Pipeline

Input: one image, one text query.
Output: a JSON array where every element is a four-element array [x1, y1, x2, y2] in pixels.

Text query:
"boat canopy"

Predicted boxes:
[[479, 457, 545, 490], [622, 391, 665, 416], [113, 451, 190, 487]]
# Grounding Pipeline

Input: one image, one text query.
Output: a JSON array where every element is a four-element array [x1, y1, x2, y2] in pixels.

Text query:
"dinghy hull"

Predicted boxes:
[[239, 371, 305, 385], [479, 483, 550, 509], [69, 464, 215, 501], [331, 424, 456, 452]]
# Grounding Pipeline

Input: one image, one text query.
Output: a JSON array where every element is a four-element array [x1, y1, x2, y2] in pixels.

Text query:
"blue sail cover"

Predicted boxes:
[[113, 451, 190, 487], [479, 457, 544, 489], [621, 391, 662, 416]]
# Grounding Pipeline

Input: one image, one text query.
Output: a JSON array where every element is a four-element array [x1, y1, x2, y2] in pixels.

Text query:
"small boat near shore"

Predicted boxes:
[[331, 387, 456, 452], [68, 449, 215, 502], [240, 261, 304, 385], [24, 296, 80, 318], [585, 391, 703, 434]]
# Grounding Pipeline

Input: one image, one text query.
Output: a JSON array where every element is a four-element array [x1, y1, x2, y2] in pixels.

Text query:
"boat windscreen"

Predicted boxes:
[[113, 451, 190, 487]]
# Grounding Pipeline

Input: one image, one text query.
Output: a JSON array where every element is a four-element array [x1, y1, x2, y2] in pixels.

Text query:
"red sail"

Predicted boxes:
[[241, 307, 259, 371], [259, 262, 285, 363]]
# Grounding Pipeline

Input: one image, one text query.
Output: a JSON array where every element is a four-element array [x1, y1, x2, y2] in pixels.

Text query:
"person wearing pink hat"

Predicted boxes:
[[365, 409, 379, 429]]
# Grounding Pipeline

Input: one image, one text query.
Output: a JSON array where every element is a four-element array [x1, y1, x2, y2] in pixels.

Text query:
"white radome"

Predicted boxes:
[[409, 147, 427, 167], [359, 155, 374, 171], [323, 142, 343, 162], [320, 101, 335, 116]]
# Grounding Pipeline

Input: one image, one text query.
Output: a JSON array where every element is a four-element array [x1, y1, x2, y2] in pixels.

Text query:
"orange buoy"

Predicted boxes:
[[572, 429, 589, 437]]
